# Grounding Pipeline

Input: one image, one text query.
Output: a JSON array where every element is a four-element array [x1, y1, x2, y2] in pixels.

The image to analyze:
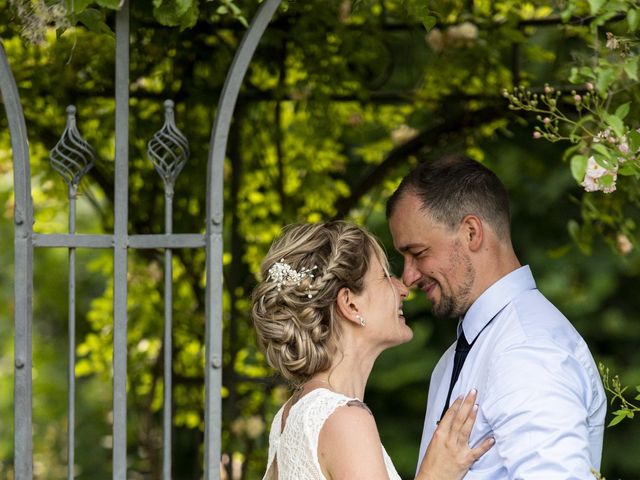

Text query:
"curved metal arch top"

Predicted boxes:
[[0, 40, 34, 480], [204, 0, 283, 477]]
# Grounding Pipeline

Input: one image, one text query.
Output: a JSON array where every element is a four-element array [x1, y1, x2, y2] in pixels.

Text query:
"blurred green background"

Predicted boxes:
[[1, 0, 639, 478]]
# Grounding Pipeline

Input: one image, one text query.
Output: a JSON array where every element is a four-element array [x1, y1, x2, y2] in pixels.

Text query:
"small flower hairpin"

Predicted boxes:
[[267, 259, 317, 298]]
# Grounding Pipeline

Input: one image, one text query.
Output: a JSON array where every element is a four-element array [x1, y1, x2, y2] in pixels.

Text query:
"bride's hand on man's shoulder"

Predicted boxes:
[[417, 390, 494, 480]]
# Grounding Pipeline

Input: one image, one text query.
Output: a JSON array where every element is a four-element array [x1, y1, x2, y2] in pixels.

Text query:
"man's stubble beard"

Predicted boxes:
[[431, 246, 475, 319]]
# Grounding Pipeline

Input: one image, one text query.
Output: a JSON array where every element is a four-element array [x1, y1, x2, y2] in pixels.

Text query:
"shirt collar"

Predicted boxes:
[[460, 265, 537, 342]]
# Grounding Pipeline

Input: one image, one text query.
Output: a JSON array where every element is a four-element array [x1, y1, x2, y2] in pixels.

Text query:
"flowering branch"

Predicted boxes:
[[503, 13, 640, 256], [599, 363, 640, 427], [504, 81, 640, 195]]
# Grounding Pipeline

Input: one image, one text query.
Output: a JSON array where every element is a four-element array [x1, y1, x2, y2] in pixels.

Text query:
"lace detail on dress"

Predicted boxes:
[[263, 388, 401, 480]]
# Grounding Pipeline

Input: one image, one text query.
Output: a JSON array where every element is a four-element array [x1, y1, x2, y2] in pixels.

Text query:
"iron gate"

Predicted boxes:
[[1, 0, 283, 478]]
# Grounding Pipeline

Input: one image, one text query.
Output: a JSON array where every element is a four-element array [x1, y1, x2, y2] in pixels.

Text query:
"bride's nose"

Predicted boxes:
[[393, 277, 409, 299]]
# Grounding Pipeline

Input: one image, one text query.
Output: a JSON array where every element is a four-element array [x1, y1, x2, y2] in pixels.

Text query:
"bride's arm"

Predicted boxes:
[[317, 391, 492, 480], [318, 404, 391, 480], [416, 390, 494, 480]]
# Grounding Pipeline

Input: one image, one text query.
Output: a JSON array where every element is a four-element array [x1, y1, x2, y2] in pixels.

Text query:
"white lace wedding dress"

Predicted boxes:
[[263, 388, 402, 480]]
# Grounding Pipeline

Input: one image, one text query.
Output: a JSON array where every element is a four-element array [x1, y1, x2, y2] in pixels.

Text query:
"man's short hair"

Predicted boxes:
[[386, 155, 511, 239]]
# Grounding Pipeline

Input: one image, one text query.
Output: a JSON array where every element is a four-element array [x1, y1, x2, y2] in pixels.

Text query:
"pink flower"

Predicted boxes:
[[582, 174, 599, 192], [425, 29, 444, 51], [586, 82, 594, 91], [582, 156, 618, 193], [543, 117, 551, 125], [533, 131, 542, 139], [585, 156, 608, 179], [616, 233, 633, 255], [619, 142, 630, 154], [574, 94, 582, 103], [606, 32, 619, 50]]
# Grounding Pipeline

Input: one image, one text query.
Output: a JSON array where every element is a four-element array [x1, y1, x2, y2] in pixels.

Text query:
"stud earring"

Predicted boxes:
[[357, 314, 366, 327]]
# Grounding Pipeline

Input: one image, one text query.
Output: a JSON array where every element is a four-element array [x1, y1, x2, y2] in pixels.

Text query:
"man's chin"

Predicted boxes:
[[430, 302, 458, 319]]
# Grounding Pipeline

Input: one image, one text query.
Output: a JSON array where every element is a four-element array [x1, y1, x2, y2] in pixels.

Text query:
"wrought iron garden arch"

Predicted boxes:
[[0, 0, 283, 478]]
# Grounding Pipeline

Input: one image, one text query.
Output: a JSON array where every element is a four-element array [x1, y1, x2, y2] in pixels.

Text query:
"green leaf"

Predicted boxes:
[[422, 15, 437, 32], [629, 129, 640, 152], [67, 0, 94, 14], [593, 10, 621, 27], [596, 68, 615, 96], [560, 4, 576, 23], [154, 0, 199, 28], [624, 57, 639, 81], [563, 143, 582, 161], [76, 8, 114, 36], [608, 412, 627, 426], [569, 67, 581, 84], [95, 0, 124, 8], [599, 174, 614, 187], [570, 154, 588, 182], [570, 66, 597, 84], [603, 113, 625, 138], [569, 114, 594, 139], [568, 220, 581, 242], [592, 143, 612, 159], [628, 8, 640, 31], [588, 0, 606, 15], [615, 102, 631, 121], [619, 163, 638, 176]]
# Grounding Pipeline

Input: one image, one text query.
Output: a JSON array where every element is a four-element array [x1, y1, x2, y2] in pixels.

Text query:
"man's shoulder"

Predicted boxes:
[[496, 289, 580, 344]]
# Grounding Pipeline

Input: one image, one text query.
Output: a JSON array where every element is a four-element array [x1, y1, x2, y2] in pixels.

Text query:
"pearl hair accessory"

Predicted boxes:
[[267, 259, 318, 298]]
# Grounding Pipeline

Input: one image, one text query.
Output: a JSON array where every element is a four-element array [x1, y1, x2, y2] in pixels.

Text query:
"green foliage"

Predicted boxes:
[[7, 0, 249, 40], [1, 0, 640, 478], [505, 1, 640, 255], [600, 363, 640, 426]]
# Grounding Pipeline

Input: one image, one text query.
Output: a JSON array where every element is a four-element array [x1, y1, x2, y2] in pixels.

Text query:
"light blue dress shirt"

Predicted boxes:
[[417, 266, 606, 479]]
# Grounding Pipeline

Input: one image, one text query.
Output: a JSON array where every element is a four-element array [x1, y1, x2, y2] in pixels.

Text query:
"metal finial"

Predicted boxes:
[[49, 105, 96, 196], [147, 100, 190, 195]]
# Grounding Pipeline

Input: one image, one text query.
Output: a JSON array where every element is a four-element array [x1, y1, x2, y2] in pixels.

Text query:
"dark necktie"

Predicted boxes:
[[439, 331, 472, 421]]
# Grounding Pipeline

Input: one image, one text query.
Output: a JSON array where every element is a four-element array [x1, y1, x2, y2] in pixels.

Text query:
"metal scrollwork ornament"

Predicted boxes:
[[49, 105, 96, 198], [147, 100, 190, 196]]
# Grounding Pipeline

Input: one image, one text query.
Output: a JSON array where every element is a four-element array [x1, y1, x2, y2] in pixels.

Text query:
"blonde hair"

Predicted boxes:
[[251, 221, 387, 385]]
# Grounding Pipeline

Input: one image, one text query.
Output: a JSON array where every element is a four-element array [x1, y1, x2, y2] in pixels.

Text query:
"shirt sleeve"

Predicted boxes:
[[482, 341, 600, 479]]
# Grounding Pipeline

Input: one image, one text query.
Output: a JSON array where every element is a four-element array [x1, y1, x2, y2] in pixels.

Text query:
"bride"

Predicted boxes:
[[252, 221, 493, 479]]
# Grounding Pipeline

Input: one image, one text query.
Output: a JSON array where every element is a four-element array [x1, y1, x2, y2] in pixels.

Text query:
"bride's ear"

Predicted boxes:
[[336, 286, 362, 326]]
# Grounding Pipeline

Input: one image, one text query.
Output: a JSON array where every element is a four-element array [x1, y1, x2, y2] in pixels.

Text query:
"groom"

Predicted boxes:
[[387, 155, 606, 478]]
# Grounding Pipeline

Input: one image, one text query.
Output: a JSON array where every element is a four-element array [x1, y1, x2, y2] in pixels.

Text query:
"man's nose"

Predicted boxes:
[[402, 262, 422, 288]]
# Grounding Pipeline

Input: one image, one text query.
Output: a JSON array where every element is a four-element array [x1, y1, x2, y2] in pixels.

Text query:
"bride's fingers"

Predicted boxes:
[[470, 435, 495, 460], [438, 395, 464, 432], [458, 403, 478, 442], [452, 390, 477, 434]]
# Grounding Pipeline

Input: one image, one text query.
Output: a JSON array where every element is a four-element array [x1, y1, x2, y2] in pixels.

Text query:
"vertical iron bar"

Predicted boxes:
[[163, 193, 173, 480], [1, 40, 34, 480], [204, 1, 282, 478], [113, 3, 130, 479], [68, 191, 77, 480]]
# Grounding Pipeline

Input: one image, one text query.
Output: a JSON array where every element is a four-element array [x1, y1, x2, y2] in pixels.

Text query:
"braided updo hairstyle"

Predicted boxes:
[[251, 221, 387, 385]]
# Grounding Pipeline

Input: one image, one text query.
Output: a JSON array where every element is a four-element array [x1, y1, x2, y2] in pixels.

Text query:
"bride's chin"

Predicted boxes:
[[400, 327, 414, 343]]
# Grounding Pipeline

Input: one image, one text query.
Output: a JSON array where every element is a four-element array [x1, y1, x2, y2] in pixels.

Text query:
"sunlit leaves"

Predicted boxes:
[[153, 0, 200, 29]]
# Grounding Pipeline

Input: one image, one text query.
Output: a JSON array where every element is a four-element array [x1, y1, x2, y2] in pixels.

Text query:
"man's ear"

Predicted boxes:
[[336, 286, 362, 326], [461, 214, 483, 252]]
